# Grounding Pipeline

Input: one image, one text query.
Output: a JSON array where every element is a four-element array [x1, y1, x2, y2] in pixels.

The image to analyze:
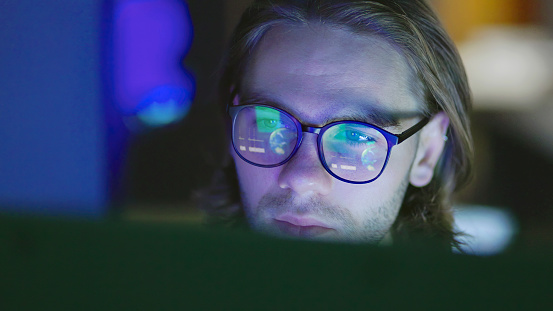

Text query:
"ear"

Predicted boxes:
[[232, 94, 240, 106], [229, 85, 239, 105], [229, 90, 240, 155], [409, 112, 449, 187]]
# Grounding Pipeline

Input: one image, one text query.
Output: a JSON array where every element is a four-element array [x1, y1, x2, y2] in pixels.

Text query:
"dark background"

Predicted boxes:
[[1, 0, 552, 247]]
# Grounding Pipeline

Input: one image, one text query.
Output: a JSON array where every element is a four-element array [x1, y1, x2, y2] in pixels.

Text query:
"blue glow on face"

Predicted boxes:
[[113, 0, 195, 127]]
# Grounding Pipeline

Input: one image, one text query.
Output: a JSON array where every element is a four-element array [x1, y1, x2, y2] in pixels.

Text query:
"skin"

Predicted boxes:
[[231, 23, 449, 243]]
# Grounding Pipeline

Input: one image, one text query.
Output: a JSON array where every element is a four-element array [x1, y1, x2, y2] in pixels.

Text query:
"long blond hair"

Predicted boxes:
[[208, 0, 473, 249]]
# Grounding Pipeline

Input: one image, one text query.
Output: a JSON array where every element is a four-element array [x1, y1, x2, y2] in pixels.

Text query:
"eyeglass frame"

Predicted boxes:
[[227, 103, 430, 184]]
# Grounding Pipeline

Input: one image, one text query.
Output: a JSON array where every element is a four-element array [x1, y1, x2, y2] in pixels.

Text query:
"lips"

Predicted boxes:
[[273, 215, 335, 238]]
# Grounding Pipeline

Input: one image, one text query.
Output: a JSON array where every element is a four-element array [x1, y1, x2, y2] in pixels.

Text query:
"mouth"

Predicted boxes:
[[273, 215, 335, 238]]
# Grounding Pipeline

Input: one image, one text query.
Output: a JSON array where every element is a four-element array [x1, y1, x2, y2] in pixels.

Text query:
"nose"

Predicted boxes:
[[278, 133, 333, 196]]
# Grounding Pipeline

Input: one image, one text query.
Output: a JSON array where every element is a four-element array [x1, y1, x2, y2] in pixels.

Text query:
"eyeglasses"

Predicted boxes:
[[228, 104, 429, 184]]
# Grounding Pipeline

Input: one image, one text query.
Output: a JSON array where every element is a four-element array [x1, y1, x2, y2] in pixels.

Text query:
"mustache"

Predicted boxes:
[[256, 191, 355, 226]]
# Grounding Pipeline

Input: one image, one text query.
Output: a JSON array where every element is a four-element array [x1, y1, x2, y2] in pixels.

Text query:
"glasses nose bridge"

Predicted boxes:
[[298, 125, 323, 149], [301, 125, 322, 135], [293, 125, 322, 160]]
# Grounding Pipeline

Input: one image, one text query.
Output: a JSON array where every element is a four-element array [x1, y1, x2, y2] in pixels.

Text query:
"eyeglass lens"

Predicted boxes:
[[232, 105, 390, 183]]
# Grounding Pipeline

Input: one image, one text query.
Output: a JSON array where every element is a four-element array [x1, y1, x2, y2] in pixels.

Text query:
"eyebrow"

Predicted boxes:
[[323, 109, 400, 128], [238, 92, 421, 129]]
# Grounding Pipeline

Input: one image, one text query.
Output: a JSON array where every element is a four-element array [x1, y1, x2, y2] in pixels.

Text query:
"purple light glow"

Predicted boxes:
[[113, 0, 194, 125]]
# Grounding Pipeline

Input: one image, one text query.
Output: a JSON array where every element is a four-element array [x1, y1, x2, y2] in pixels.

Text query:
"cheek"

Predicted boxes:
[[337, 140, 416, 215], [231, 149, 279, 208]]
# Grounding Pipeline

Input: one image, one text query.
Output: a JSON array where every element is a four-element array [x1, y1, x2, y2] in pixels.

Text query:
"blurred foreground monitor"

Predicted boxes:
[[1, 214, 552, 310]]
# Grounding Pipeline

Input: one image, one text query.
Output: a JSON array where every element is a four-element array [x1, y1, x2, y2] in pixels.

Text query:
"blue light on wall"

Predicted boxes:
[[0, 0, 108, 216], [113, 0, 195, 127], [0, 0, 196, 217], [454, 205, 518, 256]]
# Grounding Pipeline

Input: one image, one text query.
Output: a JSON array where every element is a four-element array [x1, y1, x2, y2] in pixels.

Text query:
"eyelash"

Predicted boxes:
[[259, 119, 290, 129], [348, 133, 376, 146]]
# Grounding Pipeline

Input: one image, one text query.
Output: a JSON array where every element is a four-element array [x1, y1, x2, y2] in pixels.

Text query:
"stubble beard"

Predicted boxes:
[[240, 178, 409, 244]]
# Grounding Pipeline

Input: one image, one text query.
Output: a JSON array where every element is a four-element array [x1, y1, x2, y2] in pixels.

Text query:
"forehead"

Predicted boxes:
[[241, 23, 422, 125]]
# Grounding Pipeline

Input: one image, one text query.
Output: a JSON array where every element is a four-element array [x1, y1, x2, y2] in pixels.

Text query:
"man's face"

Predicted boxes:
[[232, 23, 427, 243]]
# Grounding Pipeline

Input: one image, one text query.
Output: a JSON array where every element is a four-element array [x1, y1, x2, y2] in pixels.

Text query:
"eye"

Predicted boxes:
[[262, 119, 278, 128], [345, 130, 372, 142]]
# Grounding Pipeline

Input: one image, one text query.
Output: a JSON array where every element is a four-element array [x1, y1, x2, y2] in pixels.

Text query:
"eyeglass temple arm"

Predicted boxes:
[[396, 117, 430, 144]]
